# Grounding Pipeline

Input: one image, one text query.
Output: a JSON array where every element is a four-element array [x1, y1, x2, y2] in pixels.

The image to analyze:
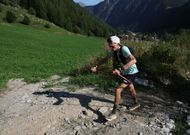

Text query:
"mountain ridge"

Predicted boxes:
[[87, 0, 190, 32]]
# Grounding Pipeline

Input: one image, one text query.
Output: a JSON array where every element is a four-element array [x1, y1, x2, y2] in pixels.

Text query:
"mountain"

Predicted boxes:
[[77, 2, 86, 7], [164, 0, 189, 8], [0, 0, 115, 37], [87, 0, 190, 32]]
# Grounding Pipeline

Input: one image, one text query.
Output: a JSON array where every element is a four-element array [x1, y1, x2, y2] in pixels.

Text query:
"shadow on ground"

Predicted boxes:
[[33, 90, 114, 123]]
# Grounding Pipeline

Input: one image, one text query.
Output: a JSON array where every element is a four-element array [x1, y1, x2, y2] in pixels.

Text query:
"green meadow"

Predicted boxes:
[[0, 23, 104, 89]]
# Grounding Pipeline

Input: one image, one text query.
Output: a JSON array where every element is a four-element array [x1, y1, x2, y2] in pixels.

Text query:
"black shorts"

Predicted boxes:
[[120, 74, 137, 84]]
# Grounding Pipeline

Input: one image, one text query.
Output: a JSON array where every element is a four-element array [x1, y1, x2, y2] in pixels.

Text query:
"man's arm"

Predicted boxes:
[[91, 56, 110, 73], [122, 55, 137, 70]]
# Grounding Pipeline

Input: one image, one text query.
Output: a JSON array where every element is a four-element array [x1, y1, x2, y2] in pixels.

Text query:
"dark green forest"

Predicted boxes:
[[0, 0, 115, 37]]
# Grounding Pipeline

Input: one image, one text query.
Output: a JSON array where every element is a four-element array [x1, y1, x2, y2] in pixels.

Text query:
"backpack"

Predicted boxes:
[[126, 45, 135, 56], [113, 45, 135, 68]]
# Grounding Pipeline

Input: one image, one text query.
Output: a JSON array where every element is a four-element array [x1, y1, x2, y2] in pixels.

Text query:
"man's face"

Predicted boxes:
[[108, 42, 119, 51]]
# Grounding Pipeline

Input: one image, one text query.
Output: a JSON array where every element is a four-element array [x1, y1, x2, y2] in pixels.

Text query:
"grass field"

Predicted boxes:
[[0, 23, 104, 89]]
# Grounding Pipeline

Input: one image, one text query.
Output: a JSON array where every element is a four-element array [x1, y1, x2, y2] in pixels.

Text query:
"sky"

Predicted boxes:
[[73, 0, 104, 6]]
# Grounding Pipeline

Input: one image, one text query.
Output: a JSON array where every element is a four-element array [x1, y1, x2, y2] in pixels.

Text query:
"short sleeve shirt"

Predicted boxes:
[[107, 46, 139, 75]]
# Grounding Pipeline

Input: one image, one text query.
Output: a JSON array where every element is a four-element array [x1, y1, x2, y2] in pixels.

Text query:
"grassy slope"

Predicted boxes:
[[0, 23, 104, 89], [0, 3, 106, 89]]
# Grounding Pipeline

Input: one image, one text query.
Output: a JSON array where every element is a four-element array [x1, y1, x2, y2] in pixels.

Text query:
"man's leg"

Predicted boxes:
[[127, 83, 137, 103], [127, 83, 140, 110], [112, 83, 128, 112], [106, 83, 128, 121]]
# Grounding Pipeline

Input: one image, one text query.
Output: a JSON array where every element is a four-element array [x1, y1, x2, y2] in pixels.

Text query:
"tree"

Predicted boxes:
[[21, 15, 31, 25], [6, 10, 17, 23]]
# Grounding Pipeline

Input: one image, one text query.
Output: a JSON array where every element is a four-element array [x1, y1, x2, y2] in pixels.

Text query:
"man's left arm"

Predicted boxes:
[[122, 55, 137, 70]]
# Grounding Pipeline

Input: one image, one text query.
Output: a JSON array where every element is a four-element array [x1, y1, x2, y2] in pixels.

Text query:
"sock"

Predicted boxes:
[[111, 104, 119, 114], [133, 97, 138, 104]]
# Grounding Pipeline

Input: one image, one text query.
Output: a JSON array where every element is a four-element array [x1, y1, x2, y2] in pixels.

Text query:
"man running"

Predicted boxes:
[[91, 35, 140, 121]]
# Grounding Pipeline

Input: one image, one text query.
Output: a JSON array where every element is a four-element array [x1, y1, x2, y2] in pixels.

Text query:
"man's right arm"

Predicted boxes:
[[91, 56, 110, 73]]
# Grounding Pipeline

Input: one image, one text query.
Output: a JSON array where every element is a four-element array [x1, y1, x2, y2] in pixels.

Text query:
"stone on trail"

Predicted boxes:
[[7, 78, 26, 89], [50, 75, 61, 81], [176, 100, 184, 105], [82, 109, 94, 117], [186, 129, 190, 135], [98, 107, 108, 114], [74, 126, 81, 131], [60, 77, 70, 83], [162, 127, 170, 134]]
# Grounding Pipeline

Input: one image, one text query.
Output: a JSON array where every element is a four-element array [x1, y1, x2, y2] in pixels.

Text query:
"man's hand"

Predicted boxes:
[[91, 66, 98, 73], [112, 69, 121, 75]]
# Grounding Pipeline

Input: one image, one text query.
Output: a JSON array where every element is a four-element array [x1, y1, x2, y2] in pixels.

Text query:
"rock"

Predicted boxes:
[[98, 107, 108, 114], [116, 123, 120, 129], [169, 119, 175, 124], [81, 126, 86, 129], [176, 101, 184, 105], [26, 99, 32, 103], [183, 109, 188, 113], [138, 132, 143, 135], [162, 128, 170, 134], [148, 121, 155, 126], [186, 129, 190, 134], [120, 106, 127, 112], [84, 122, 88, 127], [166, 122, 175, 129], [7, 79, 26, 89], [64, 118, 71, 124], [82, 110, 88, 115], [78, 113, 86, 119], [74, 126, 81, 131], [50, 75, 61, 81], [187, 115, 190, 120], [121, 117, 127, 124], [186, 72, 190, 79], [93, 127, 99, 130], [42, 106, 46, 109], [48, 92, 54, 97], [60, 77, 70, 83], [92, 122, 97, 126], [88, 122, 93, 128], [82, 110, 93, 117], [135, 78, 149, 87], [187, 120, 190, 126], [159, 78, 171, 86]]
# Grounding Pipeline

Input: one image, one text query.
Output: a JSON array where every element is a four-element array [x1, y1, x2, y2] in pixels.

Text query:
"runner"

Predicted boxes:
[[91, 35, 140, 121]]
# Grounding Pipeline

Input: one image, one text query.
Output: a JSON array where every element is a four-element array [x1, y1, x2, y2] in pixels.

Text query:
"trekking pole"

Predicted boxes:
[[117, 74, 132, 84]]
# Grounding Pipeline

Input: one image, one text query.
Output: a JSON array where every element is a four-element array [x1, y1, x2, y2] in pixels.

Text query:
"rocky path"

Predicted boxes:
[[0, 76, 189, 135]]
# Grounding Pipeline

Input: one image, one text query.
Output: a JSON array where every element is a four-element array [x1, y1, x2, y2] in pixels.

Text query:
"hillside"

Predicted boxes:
[[87, 0, 190, 32], [0, 0, 115, 37], [0, 3, 106, 88]]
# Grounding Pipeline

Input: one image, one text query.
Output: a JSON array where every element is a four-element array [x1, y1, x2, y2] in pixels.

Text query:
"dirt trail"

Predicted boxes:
[[0, 76, 189, 135]]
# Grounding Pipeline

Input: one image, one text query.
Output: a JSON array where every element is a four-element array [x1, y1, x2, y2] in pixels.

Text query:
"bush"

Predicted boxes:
[[0, 5, 2, 12], [21, 15, 31, 25], [151, 45, 178, 64], [6, 10, 17, 23], [0, 0, 9, 5], [44, 23, 50, 28], [28, 7, 36, 16]]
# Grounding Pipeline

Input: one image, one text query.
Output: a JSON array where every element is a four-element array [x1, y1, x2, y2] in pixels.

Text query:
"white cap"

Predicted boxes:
[[109, 36, 120, 44]]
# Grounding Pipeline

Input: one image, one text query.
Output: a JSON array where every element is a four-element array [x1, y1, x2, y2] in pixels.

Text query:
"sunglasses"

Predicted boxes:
[[108, 44, 115, 48]]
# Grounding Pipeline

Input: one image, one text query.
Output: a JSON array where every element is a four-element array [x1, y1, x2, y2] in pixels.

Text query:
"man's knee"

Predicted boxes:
[[115, 87, 124, 94], [128, 83, 134, 89]]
